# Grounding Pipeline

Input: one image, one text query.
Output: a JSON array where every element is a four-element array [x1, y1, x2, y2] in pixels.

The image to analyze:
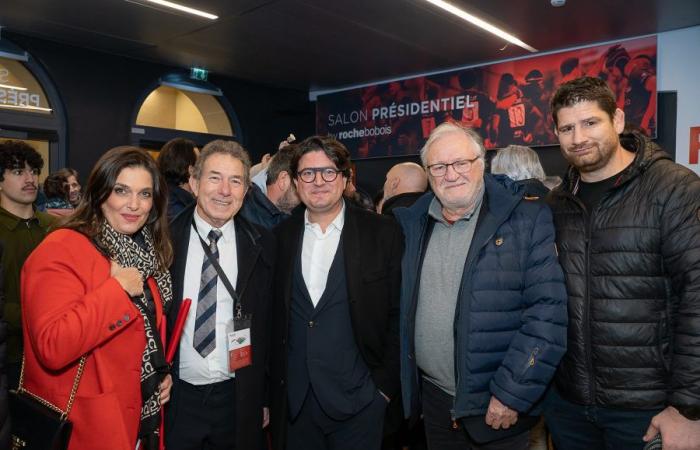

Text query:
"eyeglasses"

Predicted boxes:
[[426, 157, 480, 177], [296, 167, 342, 183]]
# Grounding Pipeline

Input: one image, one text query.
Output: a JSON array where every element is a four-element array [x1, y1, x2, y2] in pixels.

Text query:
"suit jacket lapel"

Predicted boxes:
[[234, 216, 261, 307], [170, 205, 196, 313], [342, 205, 361, 305], [281, 212, 305, 311]]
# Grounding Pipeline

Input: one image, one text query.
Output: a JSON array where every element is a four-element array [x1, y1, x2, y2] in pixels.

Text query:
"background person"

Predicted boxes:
[[62, 167, 82, 207], [240, 143, 301, 229], [43, 169, 76, 216], [157, 137, 198, 220], [490, 145, 549, 199], [20, 146, 173, 449], [0, 140, 53, 388], [380, 162, 428, 216]]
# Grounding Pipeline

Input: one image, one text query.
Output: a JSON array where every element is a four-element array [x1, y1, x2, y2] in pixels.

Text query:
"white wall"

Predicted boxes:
[[658, 26, 700, 173]]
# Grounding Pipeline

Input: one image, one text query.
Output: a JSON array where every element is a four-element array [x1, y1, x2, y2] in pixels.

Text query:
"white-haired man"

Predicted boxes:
[[394, 122, 568, 449]]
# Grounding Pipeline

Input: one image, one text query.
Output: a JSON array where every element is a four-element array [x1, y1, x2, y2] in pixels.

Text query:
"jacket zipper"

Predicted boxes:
[[452, 231, 496, 420], [569, 190, 597, 404]]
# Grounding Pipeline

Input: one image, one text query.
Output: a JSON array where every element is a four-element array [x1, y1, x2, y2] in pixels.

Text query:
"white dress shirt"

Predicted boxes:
[[301, 202, 345, 307], [179, 210, 238, 384]]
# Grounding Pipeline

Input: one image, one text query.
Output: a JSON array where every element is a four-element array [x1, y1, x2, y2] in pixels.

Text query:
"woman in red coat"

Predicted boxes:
[[20, 146, 173, 450]]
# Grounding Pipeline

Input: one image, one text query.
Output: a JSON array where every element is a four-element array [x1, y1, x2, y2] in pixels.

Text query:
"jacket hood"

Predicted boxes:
[[394, 174, 522, 225]]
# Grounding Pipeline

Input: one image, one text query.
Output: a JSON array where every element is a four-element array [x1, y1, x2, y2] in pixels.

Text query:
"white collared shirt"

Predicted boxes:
[[179, 209, 238, 384], [301, 202, 345, 307]]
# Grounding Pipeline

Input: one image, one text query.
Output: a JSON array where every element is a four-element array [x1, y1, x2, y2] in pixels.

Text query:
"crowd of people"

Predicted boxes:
[[0, 76, 698, 450]]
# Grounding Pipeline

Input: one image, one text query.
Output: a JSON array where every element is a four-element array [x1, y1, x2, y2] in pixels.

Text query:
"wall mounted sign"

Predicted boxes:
[[316, 36, 657, 159]]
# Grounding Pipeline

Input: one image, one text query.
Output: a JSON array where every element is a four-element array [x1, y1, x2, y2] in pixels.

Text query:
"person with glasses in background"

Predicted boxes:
[[269, 135, 403, 450], [392, 122, 567, 450]]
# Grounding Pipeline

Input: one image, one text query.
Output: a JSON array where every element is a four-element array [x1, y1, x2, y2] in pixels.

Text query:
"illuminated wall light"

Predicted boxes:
[[142, 0, 218, 20], [0, 83, 28, 91], [0, 104, 52, 112], [422, 0, 537, 52]]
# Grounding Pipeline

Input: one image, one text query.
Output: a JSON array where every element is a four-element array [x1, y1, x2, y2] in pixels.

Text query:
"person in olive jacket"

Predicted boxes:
[[544, 76, 700, 450], [0, 243, 8, 449]]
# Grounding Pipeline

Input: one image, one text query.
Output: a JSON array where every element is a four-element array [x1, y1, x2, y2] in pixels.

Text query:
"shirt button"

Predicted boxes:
[[109, 324, 116, 331], [123, 314, 130, 322], [116, 320, 123, 327], [308, 321, 315, 328], [408, 353, 414, 360]]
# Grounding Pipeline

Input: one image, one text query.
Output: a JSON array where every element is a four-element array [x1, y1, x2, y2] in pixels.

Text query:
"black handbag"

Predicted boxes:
[[9, 355, 87, 450]]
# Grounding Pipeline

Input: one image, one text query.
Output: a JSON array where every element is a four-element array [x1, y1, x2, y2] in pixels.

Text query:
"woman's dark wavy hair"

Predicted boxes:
[[62, 146, 172, 268]]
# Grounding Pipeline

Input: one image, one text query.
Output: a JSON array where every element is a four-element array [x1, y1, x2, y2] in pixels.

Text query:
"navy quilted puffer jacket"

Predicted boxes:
[[394, 174, 567, 420]]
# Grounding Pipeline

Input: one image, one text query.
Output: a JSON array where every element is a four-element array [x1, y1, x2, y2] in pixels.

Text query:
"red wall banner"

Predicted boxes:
[[690, 126, 700, 165], [316, 36, 657, 159]]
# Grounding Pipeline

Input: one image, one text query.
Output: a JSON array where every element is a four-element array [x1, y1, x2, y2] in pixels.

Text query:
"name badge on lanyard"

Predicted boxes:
[[228, 315, 252, 372], [193, 219, 254, 372]]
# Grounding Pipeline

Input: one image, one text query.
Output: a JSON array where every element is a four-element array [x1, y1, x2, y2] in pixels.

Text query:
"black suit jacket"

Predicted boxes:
[[269, 204, 403, 450], [166, 203, 275, 450]]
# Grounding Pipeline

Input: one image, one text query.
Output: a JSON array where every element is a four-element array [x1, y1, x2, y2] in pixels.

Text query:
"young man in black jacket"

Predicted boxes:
[[544, 76, 700, 450]]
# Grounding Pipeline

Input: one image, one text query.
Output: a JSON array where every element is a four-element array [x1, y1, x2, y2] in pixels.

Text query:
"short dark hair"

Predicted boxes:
[[44, 168, 78, 199], [43, 171, 69, 199], [550, 76, 617, 126], [0, 140, 44, 181], [158, 138, 198, 185], [62, 146, 172, 268], [291, 136, 351, 179], [266, 144, 297, 186], [192, 140, 251, 185]]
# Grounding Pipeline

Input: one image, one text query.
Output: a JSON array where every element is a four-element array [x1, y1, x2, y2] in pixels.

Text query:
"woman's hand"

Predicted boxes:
[[159, 374, 173, 405], [111, 261, 144, 296]]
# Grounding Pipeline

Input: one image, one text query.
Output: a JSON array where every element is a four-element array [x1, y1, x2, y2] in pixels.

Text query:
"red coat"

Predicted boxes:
[[21, 229, 165, 450]]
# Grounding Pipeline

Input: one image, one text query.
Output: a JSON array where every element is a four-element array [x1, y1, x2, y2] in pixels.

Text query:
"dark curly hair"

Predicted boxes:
[[290, 136, 351, 180], [0, 140, 44, 181]]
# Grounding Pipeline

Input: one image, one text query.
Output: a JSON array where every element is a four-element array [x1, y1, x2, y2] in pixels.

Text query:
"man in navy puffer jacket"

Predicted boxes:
[[393, 122, 567, 450]]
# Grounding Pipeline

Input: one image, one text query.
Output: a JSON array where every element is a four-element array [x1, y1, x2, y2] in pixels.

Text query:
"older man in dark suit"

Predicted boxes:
[[166, 140, 275, 450], [269, 136, 403, 450]]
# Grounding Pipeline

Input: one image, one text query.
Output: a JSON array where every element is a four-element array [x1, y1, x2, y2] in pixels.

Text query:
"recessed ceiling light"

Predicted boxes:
[[131, 0, 219, 20], [422, 0, 537, 52]]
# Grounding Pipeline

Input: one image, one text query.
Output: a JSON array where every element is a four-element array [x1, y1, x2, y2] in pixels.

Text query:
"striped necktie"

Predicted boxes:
[[194, 228, 223, 358]]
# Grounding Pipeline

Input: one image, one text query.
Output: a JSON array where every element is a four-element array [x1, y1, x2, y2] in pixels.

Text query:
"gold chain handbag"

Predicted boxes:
[[9, 354, 87, 450]]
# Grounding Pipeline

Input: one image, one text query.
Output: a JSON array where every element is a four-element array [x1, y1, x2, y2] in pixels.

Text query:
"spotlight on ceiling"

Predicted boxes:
[[422, 0, 537, 53], [126, 0, 218, 20]]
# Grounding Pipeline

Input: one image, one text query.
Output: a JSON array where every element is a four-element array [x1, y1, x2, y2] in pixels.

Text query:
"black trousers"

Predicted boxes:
[[166, 377, 236, 450], [286, 387, 387, 450], [421, 379, 530, 450]]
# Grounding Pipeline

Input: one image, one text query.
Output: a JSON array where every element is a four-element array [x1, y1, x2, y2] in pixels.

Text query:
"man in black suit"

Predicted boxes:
[[166, 139, 275, 450], [269, 136, 403, 450]]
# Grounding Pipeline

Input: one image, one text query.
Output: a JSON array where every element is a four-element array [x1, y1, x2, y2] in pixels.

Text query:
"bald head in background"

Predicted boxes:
[[381, 162, 428, 215]]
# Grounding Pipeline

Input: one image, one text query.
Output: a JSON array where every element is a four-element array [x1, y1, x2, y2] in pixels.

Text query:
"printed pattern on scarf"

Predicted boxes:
[[97, 222, 172, 448]]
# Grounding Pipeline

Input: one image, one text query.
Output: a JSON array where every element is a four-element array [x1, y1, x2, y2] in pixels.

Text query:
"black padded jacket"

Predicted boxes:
[[547, 133, 700, 419]]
